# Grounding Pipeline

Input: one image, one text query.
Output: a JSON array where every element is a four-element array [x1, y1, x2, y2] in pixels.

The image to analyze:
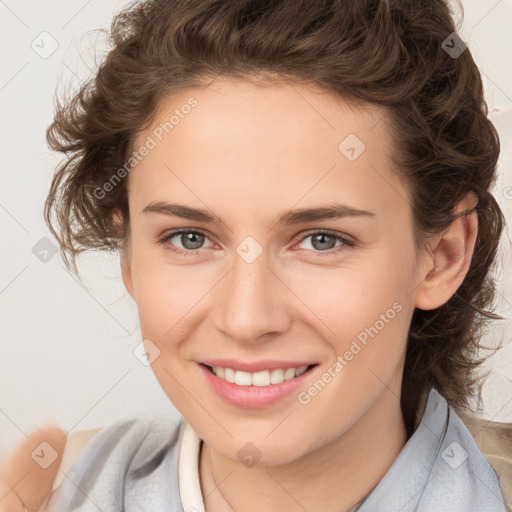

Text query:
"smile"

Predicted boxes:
[[198, 362, 319, 409]]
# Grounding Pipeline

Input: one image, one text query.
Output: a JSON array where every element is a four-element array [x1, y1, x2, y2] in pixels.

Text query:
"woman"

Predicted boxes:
[[1, 0, 511, 510]]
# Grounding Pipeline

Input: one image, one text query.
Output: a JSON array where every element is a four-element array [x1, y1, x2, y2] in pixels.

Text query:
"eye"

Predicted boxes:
[[158, 228, 356, 257], [158, 229, 214, 255], [293, 230, 356, 256]]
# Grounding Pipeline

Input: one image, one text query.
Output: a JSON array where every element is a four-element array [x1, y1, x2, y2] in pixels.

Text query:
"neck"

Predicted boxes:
[[199, 387, 408, 512]]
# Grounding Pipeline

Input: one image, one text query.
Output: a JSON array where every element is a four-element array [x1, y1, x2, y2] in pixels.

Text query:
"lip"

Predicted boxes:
[[200, 359, 317, 373], [198, 362, 318, 409]]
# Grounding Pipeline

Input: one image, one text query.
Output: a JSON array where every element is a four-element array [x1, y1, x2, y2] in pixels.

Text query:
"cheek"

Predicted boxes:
[[130, 254, 215, 343], [293, 259, 409, 323], [290, 261, 413, 368]]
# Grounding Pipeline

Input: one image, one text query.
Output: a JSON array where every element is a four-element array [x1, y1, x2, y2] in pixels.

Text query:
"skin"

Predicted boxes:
[[118, 76, 478, 512], [0, 76, 478, 512], [0, 425, 67, 512]]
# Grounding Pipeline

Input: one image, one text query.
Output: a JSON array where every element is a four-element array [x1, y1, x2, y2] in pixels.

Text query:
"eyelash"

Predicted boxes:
[[157, 228, 357, 257]]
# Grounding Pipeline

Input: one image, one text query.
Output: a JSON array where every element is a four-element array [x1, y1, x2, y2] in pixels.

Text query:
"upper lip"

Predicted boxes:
[[200, 359, 318, 373]]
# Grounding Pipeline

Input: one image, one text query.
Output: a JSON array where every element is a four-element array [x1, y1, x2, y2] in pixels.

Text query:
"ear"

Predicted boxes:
[[120, 249, 135, 301], [112, 209, 135, 300], [414, 192, 478, 311]]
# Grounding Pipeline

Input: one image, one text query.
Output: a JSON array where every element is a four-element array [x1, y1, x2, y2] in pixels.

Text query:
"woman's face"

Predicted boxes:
[[121, 77, 434, 465]]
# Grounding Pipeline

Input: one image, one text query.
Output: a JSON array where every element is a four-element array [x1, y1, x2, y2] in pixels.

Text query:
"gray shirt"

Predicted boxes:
[[50, 387, 509, 511]]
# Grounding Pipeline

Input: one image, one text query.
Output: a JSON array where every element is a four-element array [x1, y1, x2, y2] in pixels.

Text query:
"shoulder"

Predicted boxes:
[[418, 389, 510, 511], [51, 427, 103, 491], [49, 414, 186, 511], [459, 411, 512, 512]]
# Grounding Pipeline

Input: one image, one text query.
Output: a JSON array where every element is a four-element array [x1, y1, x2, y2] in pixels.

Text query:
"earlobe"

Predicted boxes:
[[414, 194, 479, 311]]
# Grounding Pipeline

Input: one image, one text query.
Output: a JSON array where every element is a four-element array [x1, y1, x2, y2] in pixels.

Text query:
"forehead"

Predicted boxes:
[[129, 77, 411, 226]]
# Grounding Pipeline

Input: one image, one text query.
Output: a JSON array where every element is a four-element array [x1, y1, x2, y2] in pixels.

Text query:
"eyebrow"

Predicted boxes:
[[143, 201, 376, 226]]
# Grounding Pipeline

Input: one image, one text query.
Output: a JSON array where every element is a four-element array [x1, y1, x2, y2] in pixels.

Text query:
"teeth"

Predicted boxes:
[[284, 368, 296, 380], [211, 365, 310, 386], [224, 367, 235, 383]]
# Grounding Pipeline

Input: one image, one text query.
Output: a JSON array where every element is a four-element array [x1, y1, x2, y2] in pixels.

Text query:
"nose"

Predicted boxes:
[[213, 249, 291, 344]]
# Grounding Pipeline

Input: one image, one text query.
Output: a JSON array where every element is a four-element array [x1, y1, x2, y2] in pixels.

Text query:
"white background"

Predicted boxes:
[[1, 0, 511, 459]]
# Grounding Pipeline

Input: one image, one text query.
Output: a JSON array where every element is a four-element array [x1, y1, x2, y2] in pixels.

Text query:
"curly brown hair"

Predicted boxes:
[[44, 0, 508, 436]]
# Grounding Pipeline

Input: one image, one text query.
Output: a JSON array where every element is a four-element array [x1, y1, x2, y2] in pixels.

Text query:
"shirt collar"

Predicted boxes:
[[178, 420, 205, 512]]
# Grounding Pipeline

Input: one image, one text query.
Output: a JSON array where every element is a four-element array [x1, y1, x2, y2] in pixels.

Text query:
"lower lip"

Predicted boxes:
[[198, 363, 317, 409]]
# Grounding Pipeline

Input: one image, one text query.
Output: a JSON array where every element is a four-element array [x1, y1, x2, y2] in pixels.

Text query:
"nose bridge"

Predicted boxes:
[[214, 245, 288, 342]]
